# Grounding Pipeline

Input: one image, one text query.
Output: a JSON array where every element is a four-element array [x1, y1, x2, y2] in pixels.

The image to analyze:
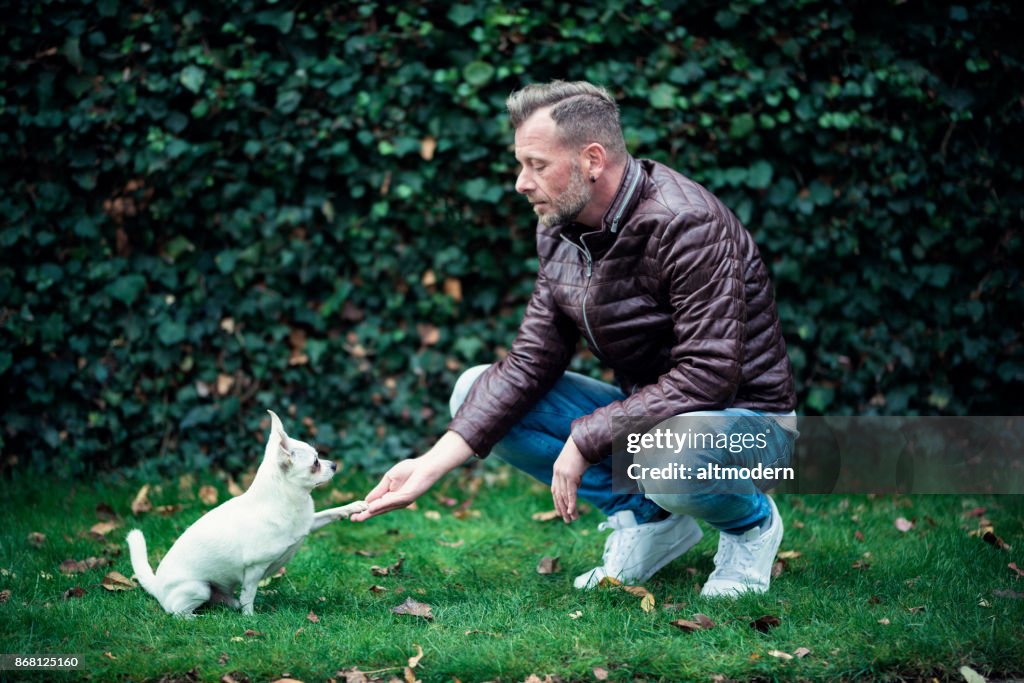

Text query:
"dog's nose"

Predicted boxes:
[[329, 461, 337, 472]]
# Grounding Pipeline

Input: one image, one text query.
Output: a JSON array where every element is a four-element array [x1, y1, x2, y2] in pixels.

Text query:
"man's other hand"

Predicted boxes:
[[551, 436, 591, 523]]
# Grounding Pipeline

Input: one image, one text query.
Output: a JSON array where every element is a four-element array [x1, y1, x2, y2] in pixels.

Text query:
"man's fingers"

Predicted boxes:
[[349, 491, 413, 522], [363, 475, 395, 504]]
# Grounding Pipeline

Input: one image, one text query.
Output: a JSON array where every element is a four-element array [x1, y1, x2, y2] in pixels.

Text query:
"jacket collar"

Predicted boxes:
[[601, 155, 644, 234]]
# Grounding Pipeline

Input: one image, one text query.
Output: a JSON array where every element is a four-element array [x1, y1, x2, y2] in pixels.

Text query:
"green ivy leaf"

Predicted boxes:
[[462, 60, 495, 87], [107, 274, 147, 305], [179, 65, 206, 94]]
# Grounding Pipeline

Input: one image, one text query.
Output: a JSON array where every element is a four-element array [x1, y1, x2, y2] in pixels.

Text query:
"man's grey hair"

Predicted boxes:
[[506, 80, 628, 162]]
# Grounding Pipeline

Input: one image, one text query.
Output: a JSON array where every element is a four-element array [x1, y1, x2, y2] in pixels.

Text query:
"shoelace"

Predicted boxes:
[[711, 532, 758, 581], [598, 516, 640, 564]]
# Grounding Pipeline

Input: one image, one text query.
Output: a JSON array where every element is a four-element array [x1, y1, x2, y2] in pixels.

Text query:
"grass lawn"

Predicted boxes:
[[1, 464, 1022, 682]]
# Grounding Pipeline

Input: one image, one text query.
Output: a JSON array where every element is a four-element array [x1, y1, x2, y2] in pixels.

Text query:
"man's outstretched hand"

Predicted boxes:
[[350, 431, 474, 522], [551, 436, 591, 524]]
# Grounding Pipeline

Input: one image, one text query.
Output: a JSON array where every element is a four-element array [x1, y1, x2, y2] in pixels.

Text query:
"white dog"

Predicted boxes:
[[127, 410, 367, 617]]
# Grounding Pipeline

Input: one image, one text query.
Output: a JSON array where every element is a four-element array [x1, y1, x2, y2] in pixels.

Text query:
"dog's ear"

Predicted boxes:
[[267, 410, 292, 469]]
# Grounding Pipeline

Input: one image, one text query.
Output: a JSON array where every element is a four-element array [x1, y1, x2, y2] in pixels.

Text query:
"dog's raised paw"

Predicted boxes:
[[351, 500, 370, 513]]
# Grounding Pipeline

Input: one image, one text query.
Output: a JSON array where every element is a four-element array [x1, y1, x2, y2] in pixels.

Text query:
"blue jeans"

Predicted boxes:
[[450, 365, 797, 533]]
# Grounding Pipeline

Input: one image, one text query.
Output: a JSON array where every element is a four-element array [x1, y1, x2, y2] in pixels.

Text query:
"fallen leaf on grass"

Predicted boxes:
[[103, 652, 117, 661], [368, 585, 388, 594], [569, 610, 583, 619], [59, 557, 109, 574], [983, 531, 1012, 550], [130, 484, 152, 515], [772, 560, 786, 579], [878, 618, 891, 625], [423, 510, 442, 521], [101, 571, 136, 591], [436, 539, 464, 548], [531, 510, 561, 522], [793, 647, 811, 659], [597, 576, 622, 588], [960, 665, 987, 683], [894, 517, 914, 532], [392, 597, 433, 620], [593, 666, 609, 680], [63, 586, 86, 600], [855, 530, 865, 542], [0, 590, 10, 603], [777, 550, 801, 560], [464, 629, 503, 637], [536, 556, 561, 575], [199, 485, 219, 506], [90, 521, 121, 538], [669, 619, 707, 633], [27, 532, 46, 547], [851, 560, 871, 570], [258, 567, 287, 588], [767, 650, 793, 660], [751, 615, 781, 632], [640, 593, 656, 612], [307, 610, 320, 623], [907, 605, 926, 613], [408, 644, 424, 669], [371, 557, 405, 577]]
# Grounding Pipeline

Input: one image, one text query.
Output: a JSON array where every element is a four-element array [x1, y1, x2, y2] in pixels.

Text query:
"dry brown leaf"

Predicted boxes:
[[392, 597, 433, 620], [907, 605, 926, 613], [444, 277, 462, 302], [369, 585, 388, 593], [420, 136, 437, 161], [403, 665, 419, 683], [416, 323, 440, 347], [894, 517, 914, 532], [0, 589, 11, 603], [772, 560, 786, 579], [536, 556, 561, 575], [130, 484, 152, 515], [620, 585, 651, 598], [960, 665, 987, 683], [371, 557, 405, 577], [199, 485, 219, 506], [306, 610, 320, 624], [793, 647, 812, 659], [878, 618, 891, 625], [690, 613, 714, 629], [103, 652, 117, 661], [855, 530, 865, 542], [569, 610, 583, 619], [777, 550, 801, 560], [767, 650, 793, 660], [597, 576, 623, 588], [640, 593, 656, 612], [669, 619, 705, 632], [750, 615, 781, 632], [423, 510, 442, 521], [408, 644, 424, 669], [984, 531, 1012, 550], [531, 510, 561, 522], [437, 539, 464, 548], [63, 586, 86, 600], [852, 559, 871, 570], [59, 557, 109, 574], [90, 521, 121, 537], [592, 667, 609, 681], [27, 532, 47, 547], [337, 667, 370, 683], [101, 571, 137, 591]]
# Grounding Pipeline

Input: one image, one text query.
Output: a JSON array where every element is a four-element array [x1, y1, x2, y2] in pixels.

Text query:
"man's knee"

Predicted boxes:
[[449, 364, 492, 418]]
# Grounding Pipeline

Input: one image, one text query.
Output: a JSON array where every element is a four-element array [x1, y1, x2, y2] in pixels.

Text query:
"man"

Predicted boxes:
[[352, 80, 798, 597]]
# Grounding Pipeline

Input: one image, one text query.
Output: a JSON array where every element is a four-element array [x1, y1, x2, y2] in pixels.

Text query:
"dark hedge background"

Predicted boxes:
[[1, 0, 1022, 476]]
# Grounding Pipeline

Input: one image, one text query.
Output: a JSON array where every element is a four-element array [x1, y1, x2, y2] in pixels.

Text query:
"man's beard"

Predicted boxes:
[[539, 162, 592, 228]]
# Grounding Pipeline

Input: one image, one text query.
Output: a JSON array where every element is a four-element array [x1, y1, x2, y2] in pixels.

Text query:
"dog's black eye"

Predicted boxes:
[[311, 459, 320, 472]]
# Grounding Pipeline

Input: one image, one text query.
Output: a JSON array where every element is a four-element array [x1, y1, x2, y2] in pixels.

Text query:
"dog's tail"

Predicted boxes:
[[126, 529, 160, 596]]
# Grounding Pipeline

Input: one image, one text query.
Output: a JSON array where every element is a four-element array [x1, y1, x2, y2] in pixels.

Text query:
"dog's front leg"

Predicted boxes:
[[311, 501, 369, 531], [238, 567, 266, 616]]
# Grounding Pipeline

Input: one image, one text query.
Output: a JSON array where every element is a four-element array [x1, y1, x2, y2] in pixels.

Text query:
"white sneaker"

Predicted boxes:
[[701, 495, 784, 598], [574, 510, 703, 589]]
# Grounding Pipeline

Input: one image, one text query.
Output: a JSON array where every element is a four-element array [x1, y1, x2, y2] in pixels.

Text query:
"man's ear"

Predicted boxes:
[[581, 142, 608, 181]]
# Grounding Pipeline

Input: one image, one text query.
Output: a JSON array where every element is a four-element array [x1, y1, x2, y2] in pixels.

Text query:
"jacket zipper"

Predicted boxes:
[[560, 233, 603, 357]]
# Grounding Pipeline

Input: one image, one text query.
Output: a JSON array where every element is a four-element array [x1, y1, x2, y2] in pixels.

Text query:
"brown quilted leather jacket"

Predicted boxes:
[[448, 156, 796, 464]]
